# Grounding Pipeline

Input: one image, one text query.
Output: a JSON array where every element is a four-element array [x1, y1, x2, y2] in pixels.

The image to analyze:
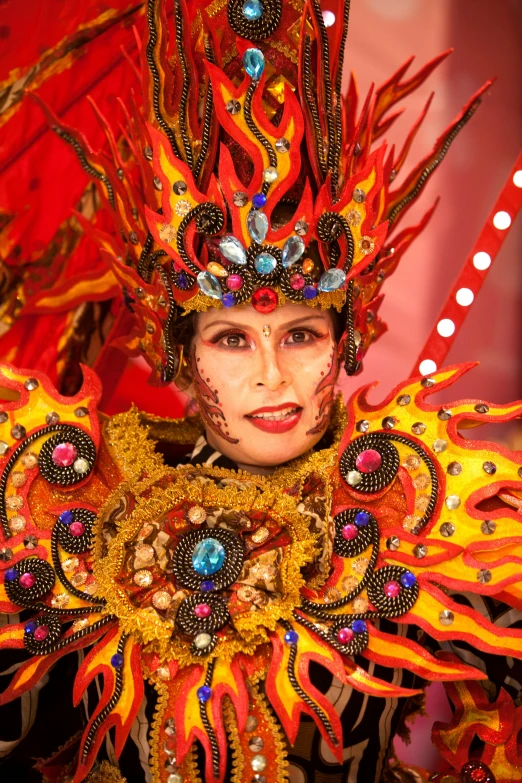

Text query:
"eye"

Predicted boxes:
[[284, 329, 321, 345], [219, 332, 248, 348]]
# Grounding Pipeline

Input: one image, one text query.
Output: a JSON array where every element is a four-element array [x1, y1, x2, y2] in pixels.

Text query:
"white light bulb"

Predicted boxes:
[[513, 170, 522, 188], [322, 10, 335, 26], [473, 251, 491, 270], [437, 319, 456, 337], [419, 359, 437, 375], [456, 287, 474, 306], [493, 210, 511, 230]]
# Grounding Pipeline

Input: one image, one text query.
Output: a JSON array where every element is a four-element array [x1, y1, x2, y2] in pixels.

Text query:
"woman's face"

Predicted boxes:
[[184, 302, 340, 471]]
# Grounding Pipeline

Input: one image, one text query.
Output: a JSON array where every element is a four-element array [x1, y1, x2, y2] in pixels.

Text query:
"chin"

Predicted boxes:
[[223, 427, 323, 468]]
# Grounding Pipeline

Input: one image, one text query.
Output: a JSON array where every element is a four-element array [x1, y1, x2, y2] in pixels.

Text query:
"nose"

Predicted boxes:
[[253, 342, 290, 391]]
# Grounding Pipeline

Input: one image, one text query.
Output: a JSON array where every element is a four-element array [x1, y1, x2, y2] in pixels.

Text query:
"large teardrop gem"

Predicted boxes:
[[243, 48, 265, 80], [318, 268, 346, 292], [247, 210, 269, 244], [254, 252, 277, 275], [197, 271, 223, 299], [282, 236, 305, 268], [218, 236, 247, 265]]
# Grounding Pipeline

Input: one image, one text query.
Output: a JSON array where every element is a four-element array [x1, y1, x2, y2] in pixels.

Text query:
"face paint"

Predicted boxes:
[[306, 348, 339, 436], [190, 349, 240, 445]]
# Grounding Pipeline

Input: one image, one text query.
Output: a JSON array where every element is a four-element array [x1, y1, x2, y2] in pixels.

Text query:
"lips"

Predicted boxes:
[[245, 403, 302, 434]]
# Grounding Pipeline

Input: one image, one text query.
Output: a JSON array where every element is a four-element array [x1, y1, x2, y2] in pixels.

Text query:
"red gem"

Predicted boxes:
[[52, 442, 78, 467], [252, 287, 277, 314], [290, 273, 305, 291], [355, 449, 382, 473], [356, 345, 364, 361], [226, 274, 243, 291], [470, 771, 487, 783], [20, 572, 36, 588], [34, 625, 49, 641], [337, 627, 354, 644], [194, 603, 212, 618], [69, 521, 85, 537], [342, 524, 358, 541], [383, 580, 401, 598]]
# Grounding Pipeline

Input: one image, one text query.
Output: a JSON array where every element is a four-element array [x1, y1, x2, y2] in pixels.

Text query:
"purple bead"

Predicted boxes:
[[352, 620, 367, 634], [24, 620, 38, 634], [197, 685, 212, 702], [303, 285, 317, 300], [400, 571, 416, 588], [252, 192, 266, 209], [355, 511, 370, 527], [5, 567, 18, 582], [284, 630, 298, 645], [59, 510, 74, 526], [200, 580, 215, 592], [111, 653, 124, 669], [222, 293, 236, 308], [178, 272, 189, 289]]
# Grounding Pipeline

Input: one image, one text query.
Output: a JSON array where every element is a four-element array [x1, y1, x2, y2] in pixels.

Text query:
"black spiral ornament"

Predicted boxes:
[[366, 565, 419, 618], [333, 508, 377, 558], [177, 593, 230, 636], [38, 426, 96, 487], [228, 0, 282, 40], [316, 212, 355, 272], [176, 203, 225, 277], [4, 557, 56, 607], [171, 528, 244, 592], [55, 508, 96, 555], [23, 612, 62, 655], [340, 433, 400, 493]]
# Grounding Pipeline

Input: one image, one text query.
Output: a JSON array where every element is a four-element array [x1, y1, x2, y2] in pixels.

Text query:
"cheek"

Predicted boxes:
[[194, 347, 251, 415]]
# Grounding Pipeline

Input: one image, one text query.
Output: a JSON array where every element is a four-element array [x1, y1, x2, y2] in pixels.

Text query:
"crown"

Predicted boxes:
[[38, 0, 489, 383]]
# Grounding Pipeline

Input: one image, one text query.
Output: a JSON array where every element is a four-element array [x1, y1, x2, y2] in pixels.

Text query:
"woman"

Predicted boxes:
[[1, 1, 521, 782]]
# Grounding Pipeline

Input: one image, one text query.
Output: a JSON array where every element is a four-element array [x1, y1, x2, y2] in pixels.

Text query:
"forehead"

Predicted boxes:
[[197, 302, 335, 333]]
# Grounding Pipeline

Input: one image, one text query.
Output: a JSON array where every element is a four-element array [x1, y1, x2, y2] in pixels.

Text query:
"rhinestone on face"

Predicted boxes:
[[397, 395, 411, 406], [226, 99, 241, 114], [482, 461, 497, 475], [433, 439, 448, 453], [477, 569, 492, 584], [447, 461, 462, 476], [353, 188, 366, 203], [445, 495, 461, 510], [481, 520, 496, 535], [275, 137, 290, 153], [439, 610, 454, 626], [294, 220, 308, 236], [386, 536, 400, 551], [356, 419, 370, 433], [440, 522, 455, 537], [411, 422, 426, 436]]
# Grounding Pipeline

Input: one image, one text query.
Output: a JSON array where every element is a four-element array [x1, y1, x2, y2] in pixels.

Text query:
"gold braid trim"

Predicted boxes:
[[84, 761, 127, 783], [179, 287, 346, 314], [223, 696, 246, 783], [250, 679, 289, 782], [138, 412, 204, 445]]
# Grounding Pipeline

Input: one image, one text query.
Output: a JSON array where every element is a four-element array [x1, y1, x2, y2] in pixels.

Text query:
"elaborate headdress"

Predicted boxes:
[[36, 0, 489, 383]]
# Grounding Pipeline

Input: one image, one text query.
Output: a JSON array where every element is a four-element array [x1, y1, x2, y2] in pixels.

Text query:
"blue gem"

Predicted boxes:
[[247, 210, 269, 243], [222, 293, 236, 308], [5, 567, 18, 582], [24, 620, 37, 634], [354, 511, 370, 527], [400, 571, 416, 589], [252, 192, 267, 209], [303, 285, 317, 300], [254, 252, 277, 275], [111, 653, 124, 669], [59, 510, 74, 525], [219, 236, 247, 265], [352, 620, 367, 634], [242, 0, 264, 21], [243, 48, 265, 80], [284, 630, 298, 645], [192, 538, 226, 576], [177, 272, 189, 289], [197, 685, 212, 702], [318, 268, 347, 292], [282, 236, 305, 268], [197, 271, 222, 300], [200, 580, 215, 592]]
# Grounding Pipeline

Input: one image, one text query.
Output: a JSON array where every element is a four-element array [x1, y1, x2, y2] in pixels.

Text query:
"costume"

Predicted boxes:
[[0, 1, 522, 782]]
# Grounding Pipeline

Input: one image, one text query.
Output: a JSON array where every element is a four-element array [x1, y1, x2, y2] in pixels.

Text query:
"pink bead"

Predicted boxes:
[[34, 625, 49, 641], [69, 521, 85, 537], [355, 449, 382, 473], [226, 274, 243, 291], [290, 273, 305, 291], [337, 627, 354, 644], [342, 524, 358, 541], [194, 603, 212, 618], [383, 580, 401, 598], [52, 442, 78, 467], [20, 572, 36, 588]]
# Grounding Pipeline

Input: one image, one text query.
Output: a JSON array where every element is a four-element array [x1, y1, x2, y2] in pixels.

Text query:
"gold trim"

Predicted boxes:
[[179, 287, 346, 314], [84, 761, 128, 783]]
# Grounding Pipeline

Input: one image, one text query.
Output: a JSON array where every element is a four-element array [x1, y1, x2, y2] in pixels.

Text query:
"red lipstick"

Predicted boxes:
[[245, 403, 302, 434]]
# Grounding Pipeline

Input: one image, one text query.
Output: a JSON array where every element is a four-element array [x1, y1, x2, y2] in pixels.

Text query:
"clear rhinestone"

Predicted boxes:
[[433, 439, 448, 453], [24, 378, 39, 391], [413, 544, 427, 558], [245, 715, 258, 732], [483, 461, 497, 475], [411, 422, 426, 435], [474, 403, 489, 414], [175, 200, 191, 217], [263, 166, 278, 183], [346, 470, 362, 486], [318, 268, 346, 292], [134, 570, 153, 587], [233, 191, 248, 207], [420, 377, 436, 388], [167, 774, 183, 783], [397, 395, 411, 406], [24, 535, 38, 549], [0, 441, 9, 455], [249, 736, 264, 752], [386, 536, 400, 551], [164, 718, 175, 736], [226, 99, 241, 114], [51, 592, 70, 608], [445, 495, 461, 510], [353, 330, 362, 346], [144, 145, 153, 160], [477, 569, 492, 584], [11, 424, 26, 439], [382, 416, 396, 429], [172, 180, 187, 195], [251, 755, 267, 772], [439, 610, 454, 626], [8, 515, 26, 533], [0, 412, 7, 423], [275, 137, 290, 153], [219, 236, 247, 265], [252, 777, 267, 783], [129, 232, 139, 245], [153, 176, 163, 191], [353, 188, 366, 203], [247, 210, 269, 244], [0, 547, 13, 561], [135, 287, 145, 299], [243, 48, 265, 80], [197, 271, 223, 299], [164, 759, 177, 773], [356, 420, 370, 433], [74, 407, 89, 418], [45, 411, 60, 425], [481, 520, 496, 535], [282, 236, 305, 268], [294, 220, 309, 236], [447, 462, 462, 476], [440, 522, 455, 537], [438, 408, 452, 421], [403, 455, 421, 471]]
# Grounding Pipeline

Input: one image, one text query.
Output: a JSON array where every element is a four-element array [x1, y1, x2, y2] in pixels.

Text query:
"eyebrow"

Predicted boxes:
[[200, 314, 329, 334]]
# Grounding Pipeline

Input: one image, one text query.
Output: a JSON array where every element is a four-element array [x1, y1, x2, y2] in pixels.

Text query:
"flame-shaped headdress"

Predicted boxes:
[[42, 0, 489, 382]]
